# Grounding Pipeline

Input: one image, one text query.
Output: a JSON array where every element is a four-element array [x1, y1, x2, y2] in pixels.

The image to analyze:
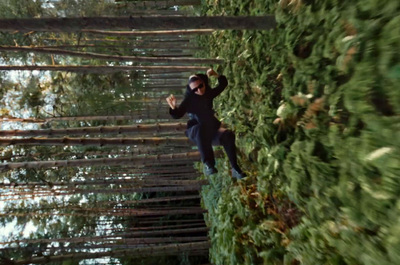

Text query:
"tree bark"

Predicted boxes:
[[35, 44, 201, 51], [0, 45, 223, 65], [114, 9, 189, 16], [101, 166, 197, 175], [99, 195, 201, 205], [0, 16, 277, 32], [140, 85, 185, 90], [0, 123, 186, 137], [1, 207, 207, 217], [44, 37, 194, 44], [145, 52, 193, 57], [144, 74, 187, 79], [120, 222, 205, 231], [0, 136, 192, 146], [4, 228, 209, 245], [0, 65, 208, 74], [138, 218, 204, 225], [3, 236, 208, 252], [1, 115, 175, 124], [141, 79, 186, 84], [82, 29, 213, 36], [50, 146, 191, 158], [1, 179, 207, 187], [0, 151, 206, 172], [73, 186, 205, 195], [114, 0, 201, 9]]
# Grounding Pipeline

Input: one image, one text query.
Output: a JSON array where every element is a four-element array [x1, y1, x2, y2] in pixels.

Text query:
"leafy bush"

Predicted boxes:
[[198, 0, 400, 264]]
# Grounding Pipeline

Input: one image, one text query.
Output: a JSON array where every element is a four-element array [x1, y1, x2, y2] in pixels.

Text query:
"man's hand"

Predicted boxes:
[[207, 68, 219, 77], [166, 94, 177, 109]]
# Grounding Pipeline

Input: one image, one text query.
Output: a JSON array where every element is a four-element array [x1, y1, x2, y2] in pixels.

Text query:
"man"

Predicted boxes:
[[166, 69, 246, 179]]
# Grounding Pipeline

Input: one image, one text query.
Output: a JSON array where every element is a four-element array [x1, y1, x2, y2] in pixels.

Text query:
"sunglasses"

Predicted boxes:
[[191, 83, 204, 92]]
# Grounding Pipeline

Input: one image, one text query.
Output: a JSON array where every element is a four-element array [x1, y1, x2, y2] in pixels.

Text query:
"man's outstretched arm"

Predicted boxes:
[[166, 94, 188, 119], [207, 69, 228, 98]]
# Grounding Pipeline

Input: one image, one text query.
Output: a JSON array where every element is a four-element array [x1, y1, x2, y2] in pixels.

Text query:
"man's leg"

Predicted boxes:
[[187, 124, 216, 169], [214, 129, 246, 179], [216, 129, 241, 171]]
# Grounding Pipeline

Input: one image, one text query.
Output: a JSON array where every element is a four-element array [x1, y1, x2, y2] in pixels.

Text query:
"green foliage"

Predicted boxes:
[[0, 0, 43, 18], [199, 0, 400, 264]]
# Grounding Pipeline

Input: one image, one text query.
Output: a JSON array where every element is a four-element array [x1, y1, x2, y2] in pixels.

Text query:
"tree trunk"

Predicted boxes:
[[114, 0, 201, 9], [9, 45, 194, 57], [99, 195, 201, 205], [0, 123, 186, 137], [128, 96, 184, 102], [4, 228, 209, 245], [100, 166, 197, 175], [141, 79, 186, 84], [0, 45, 223, 65], [0, 65, 208, 74], [1, 115, 175, 124], [1, 179, 207, 187], [0, 151, 205, 172], [0, 136, 192, 146], [145, 52, 193, 57], [44, 37, 194, 44], [113, 35, 193, 41], [35, 44, 201, 52], [144, 73, 187, 79], [138, 218, 204, 225], [3, 236, 208, 252], [140, 85, 185, 90], [51, 146, 190, 157], [73, 186, 205, 195], [1, 207, 207, 217], [0, 16, 277, 32], [82, 29, 213, 36], [115, 9, 189, 16], [120, 222, 205, 231]]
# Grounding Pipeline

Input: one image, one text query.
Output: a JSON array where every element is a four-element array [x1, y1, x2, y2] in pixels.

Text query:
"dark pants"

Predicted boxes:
[[186, 124, 241, 172]]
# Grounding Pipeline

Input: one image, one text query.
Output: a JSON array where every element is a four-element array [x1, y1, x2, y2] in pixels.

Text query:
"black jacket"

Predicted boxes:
[[169, 74, 228, 131]]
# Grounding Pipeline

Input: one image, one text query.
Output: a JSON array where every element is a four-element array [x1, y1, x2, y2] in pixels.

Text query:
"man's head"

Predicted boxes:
[[188, 75, 206, 96]]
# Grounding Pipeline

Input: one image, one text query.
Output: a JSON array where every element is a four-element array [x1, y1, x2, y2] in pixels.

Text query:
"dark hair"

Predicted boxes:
[[188, 76, 201, 84], [189, 74, 209, 87]]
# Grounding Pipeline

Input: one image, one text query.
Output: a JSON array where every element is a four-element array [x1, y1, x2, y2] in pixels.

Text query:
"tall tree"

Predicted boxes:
[[0, 151, 204, 171], [0, 123, 187, 137], [0, 16, 277, 31], [0, 65, 208, 73], [0, 136, 192, 147], [0, 45, 223, 64], [82, 29, 213, 36], [114, 0, 202, 9]]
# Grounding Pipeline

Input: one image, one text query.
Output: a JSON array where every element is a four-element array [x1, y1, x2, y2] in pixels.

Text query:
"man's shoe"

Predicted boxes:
[[204, 164, 218, 176], [232, 168, 247, 180]]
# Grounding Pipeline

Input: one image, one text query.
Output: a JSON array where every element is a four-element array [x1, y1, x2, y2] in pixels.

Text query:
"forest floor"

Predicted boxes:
[[196, 0, 400, 264]]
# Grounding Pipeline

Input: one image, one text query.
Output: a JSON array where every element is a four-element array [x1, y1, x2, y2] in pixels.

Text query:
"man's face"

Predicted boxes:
[[190, 80, 205, 96]]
